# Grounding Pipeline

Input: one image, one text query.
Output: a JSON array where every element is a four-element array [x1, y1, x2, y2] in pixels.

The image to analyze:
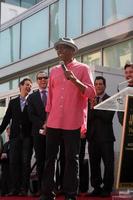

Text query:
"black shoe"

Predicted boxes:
[[100, 190, 111, 197], [7, 190, 19, 196], [1, 193, 8, 196], [55, 189, 63, 197], [88, 188, 102, 197], [65, 196, 76, 200], [39, 196, 44, 200], [19, 190, 28, 196], [32, 190, 41, 197], [39, 195, 55, 200]]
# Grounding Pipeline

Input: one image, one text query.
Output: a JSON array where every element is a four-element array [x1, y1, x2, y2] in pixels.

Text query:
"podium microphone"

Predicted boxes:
[[117, 79, 132, 92]]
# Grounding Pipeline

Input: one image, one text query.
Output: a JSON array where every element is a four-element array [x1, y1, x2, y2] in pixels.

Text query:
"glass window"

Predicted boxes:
[[5, 0, 38, 8], [36, 0, 42, 2], [83, 51, 101, 66], [21, 0, 36, 8], [67, 0, 81, 38], [0, 24, 20, 67], [50, 0, 65, 46], [12, 23, 20, 61], [29, 73, 36, 82], [0, 82, 9, 92], [21, 8, 49, 59], [104, 0, 133, 25], [0, 29, 11, 66], [0, 99, 6, 107], [9, 78, 19, 90], [103, 39, 133, 69], [83, 0, 102, 33], [5, 0, 20, 7]]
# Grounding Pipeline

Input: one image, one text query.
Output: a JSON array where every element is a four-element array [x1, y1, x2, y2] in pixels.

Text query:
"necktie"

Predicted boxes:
[[96, 96, 100, 104], [41, 91, 47, 107]]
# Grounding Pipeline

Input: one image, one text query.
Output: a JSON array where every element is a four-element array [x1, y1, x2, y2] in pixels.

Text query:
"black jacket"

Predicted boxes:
[[0, 96, 32, 139], [87, 93, 115, 142], [28, 90, 47, 135]]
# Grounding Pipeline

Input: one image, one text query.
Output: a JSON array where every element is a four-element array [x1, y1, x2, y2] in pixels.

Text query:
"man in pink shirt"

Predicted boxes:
[[39, 38, 95, 200]]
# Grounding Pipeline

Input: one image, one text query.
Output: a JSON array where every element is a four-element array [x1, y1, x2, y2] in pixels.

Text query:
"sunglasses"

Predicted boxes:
[[37, 76, 48, 80]]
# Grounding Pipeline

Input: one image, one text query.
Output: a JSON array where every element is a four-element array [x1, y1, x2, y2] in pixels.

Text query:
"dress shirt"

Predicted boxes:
[[46, 59, 96, 130], [20, 96, 27, 112]]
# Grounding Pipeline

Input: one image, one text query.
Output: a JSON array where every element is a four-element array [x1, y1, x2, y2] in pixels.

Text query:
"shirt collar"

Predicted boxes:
[[96, 92, 105, 99], [65, 59, 77, 69], [20, 95, 28, 101], [39, 89, 47, 93]]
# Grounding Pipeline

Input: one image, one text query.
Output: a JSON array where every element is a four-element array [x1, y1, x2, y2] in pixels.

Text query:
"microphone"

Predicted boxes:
[[60, 61, 67, 72], [60, 61, 70, 80], [117, 79, 132, 92]]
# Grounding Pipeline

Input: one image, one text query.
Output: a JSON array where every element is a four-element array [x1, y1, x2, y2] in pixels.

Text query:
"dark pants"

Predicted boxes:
[[33, 134, 46, 190], [79, 138, 89, 193], [88, 141, 114, 192], [9, 136, 33, 193], [1, 159, 10, 195], [55, 139, 65, 192], [41, 128, 80, 200]]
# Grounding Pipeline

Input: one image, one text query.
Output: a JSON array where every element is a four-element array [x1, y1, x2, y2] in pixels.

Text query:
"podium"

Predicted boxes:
[[94, 87, 133, 112], [94, 87, 133, 199]]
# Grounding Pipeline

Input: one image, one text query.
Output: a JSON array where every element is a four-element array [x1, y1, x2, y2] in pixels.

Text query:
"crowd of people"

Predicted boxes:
[[0, 37, 133, 200]]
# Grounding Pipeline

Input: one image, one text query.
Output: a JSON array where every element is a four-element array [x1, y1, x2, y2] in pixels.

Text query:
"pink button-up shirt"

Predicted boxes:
[[46, 59, 96, 130]]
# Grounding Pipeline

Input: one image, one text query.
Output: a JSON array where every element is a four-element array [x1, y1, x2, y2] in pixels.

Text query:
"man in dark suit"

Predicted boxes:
[[87, 76, 115, 197], [0, 78, 33, 196], [28, 71, 48, 196]]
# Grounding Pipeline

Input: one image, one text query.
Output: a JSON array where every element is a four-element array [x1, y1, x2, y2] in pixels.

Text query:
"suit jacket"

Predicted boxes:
[[28, 90, 47, 135], [87, 93, 115, 142], [0, 96, 32, 139]]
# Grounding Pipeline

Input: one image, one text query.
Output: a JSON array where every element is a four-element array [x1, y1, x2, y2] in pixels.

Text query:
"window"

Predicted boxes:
[[12, 24, 20, 61], [0, 99, 6, 107], [104, 39, 133, 68], [5, 0, 20, 7], [21, 8, 49, 58], [21, 0, 36, 8], [5, 0, 40, 8], [0, 24, 20, 67], [0, 29, 11, 66], [50, 0, 65, 46], [0, 82, 9, 92], [83, 0, 102, 33], [67, 0, 81, 38], [9, 78, 19, 90], [83, 51, 101, 66], [104, 0, 133, 25]]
